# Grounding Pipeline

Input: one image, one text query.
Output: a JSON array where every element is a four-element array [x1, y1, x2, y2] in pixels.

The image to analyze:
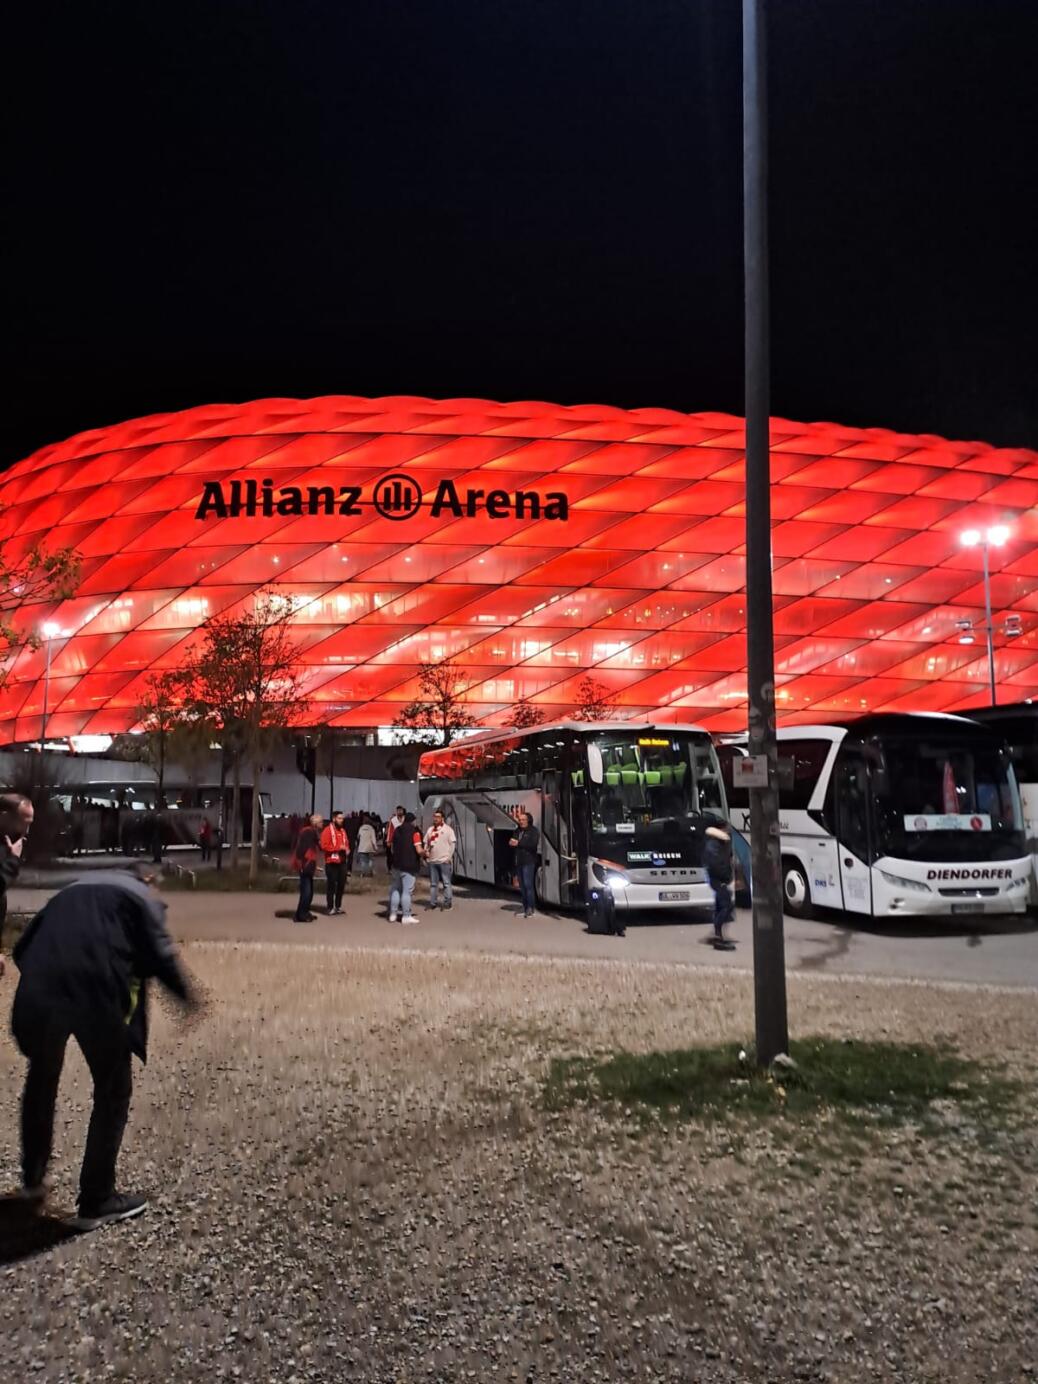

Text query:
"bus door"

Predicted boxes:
[[834, 750, 873, 916], [542, 771, 568, 907]]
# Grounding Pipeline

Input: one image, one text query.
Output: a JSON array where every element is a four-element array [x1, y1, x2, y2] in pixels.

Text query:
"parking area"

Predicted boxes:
[[10, 873, 1038, 988]]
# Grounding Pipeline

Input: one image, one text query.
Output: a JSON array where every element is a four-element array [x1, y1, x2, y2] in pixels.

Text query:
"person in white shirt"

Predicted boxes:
[[423, 809, 457, 910], [355, 814, 378, 877]]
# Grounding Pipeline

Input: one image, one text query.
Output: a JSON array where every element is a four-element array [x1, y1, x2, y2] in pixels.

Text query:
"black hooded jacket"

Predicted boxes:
[[703, 828, 734, 886], [0, 837, 20, 951], [12, 871, 189, 1061]]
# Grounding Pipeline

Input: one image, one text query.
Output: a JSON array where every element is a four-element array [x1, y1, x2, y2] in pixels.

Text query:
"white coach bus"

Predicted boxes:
[[967, 703, 1038, 904], [716, 713, 1031, 920], [418, 722, 729, 921]]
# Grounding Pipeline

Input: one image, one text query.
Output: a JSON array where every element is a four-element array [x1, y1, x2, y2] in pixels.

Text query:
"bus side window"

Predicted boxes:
[[777, 741, 831, 809], [717, 746, 749, 811]]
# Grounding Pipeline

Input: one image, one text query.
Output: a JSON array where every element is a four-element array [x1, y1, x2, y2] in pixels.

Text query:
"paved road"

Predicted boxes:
[[9, 877, 1038, 988]]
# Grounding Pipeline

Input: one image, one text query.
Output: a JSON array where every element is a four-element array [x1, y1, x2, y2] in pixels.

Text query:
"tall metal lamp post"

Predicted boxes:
[[743, 0, 789, 1065], [38, 620, 63, 753], [960, 525, 1010, 705]]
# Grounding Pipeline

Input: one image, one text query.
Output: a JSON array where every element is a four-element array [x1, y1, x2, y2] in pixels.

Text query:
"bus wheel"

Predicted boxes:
[[782, 859, 814, 918]]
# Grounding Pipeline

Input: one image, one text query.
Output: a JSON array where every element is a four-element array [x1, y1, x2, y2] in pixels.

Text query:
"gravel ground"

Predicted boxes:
[[1, 942, 1036, 1383]]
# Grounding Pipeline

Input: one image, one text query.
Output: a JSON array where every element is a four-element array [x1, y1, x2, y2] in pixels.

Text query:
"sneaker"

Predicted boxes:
[[388, 914, 399, 923], [713, 938, 736, 951], [401, 915, 419, 925], [73, 1192, 148, 1231], [445, 901, 453, 910]]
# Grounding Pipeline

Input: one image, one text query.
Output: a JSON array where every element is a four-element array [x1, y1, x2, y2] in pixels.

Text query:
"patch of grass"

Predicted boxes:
[[542, 1038, 1026, 1132]]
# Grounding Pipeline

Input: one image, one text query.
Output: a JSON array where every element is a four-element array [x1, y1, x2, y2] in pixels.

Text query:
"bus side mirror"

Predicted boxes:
[[588, 745, 604, 785]]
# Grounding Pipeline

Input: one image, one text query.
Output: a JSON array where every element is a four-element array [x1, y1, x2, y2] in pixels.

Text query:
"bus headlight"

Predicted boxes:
[[1007, 875, 1030, 891], [591, 859, 629, 890], [879, 870, 932, 893]]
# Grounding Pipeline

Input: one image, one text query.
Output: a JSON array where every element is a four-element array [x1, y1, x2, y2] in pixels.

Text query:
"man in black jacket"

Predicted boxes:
[[0, 794, 34, 976], [509, 812, 540, 918], [704, 824, 736, 950], [11, 863, 198, 1229]]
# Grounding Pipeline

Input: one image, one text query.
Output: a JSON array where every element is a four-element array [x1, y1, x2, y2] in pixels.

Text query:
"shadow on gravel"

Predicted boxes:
[[0, 1197, 77, 1265]]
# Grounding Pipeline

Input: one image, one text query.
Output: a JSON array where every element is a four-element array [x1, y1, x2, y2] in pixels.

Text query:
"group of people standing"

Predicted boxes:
[[290, 810, 381, 922], [289, 803, 542, 926], [289, 804, 462, 926]]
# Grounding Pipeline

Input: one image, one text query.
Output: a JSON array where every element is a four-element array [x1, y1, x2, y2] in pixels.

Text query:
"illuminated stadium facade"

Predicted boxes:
[[2, 394, 1038, 746]]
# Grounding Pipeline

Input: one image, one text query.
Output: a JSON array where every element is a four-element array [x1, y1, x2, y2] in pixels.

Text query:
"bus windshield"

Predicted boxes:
[[869, 734, 1024, 862], [587, 732, 723, 835]]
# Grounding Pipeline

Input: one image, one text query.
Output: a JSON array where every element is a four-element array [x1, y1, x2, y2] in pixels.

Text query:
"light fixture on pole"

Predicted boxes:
[[38, 620, 64, 754], [959, 525, 1010, 705]]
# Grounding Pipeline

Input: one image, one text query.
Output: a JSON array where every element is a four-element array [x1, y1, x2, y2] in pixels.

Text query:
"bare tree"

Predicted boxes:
[[132, 671, 217, 861], [134, 672, 185, 811], [510, 699, 544, 730], [395, 659, 476, 747], [0, 532, 80, 686], [178, 588, 306, 882], [572, 675, 615, 723]]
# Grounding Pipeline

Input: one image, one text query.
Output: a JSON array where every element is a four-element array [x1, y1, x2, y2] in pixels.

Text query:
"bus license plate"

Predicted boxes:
[[659, 890, 690, 902], [951, 903, 976, 915]]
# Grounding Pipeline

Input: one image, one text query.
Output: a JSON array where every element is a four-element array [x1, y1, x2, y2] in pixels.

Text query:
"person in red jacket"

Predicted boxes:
[[320, 810, 350, 915], [291, 814, 323, 923]]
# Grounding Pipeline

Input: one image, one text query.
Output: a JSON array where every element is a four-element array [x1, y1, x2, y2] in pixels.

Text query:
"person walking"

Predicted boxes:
[[291, 813, 323, 923], [10, 862, 199, 1228], [384, 805, 407, 869], [343, 811, 361, 883], [355, 813, 378, 877], [320, 810, 349, 915], [387, 811, 423, 925], [423, 809, 457, 910], [198, 817, 212, 863], [509, 812, 540, 918], [0, 794, 34, 976], [703, 823, 736, 950]]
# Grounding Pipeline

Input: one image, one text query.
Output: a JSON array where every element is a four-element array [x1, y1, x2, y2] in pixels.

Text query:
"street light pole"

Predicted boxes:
[[39, 621, 61, 754], [982, 541, 996, 706], [960, 525, 1009, 707], [743, 0, 789, 1064]]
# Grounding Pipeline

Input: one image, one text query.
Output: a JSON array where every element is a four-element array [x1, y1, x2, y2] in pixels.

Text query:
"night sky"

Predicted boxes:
[[4, 0, 1036, 468]]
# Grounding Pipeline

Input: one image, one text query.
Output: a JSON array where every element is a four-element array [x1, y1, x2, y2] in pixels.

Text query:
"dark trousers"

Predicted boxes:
[[295, 869, 315, 921], [325, 861, 346, 911], [199, 840, 211, 862], [711, 879, 734, 936], [14, 1012, 132, 1208], [518, 861, 537, 914]]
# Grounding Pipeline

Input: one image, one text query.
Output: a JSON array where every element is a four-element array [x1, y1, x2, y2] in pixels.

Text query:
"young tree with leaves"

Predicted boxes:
[[510, 699, 544, 730], [572, 675, 615, 723], [0, 536, 80, 687], [395, 659, 476, 747], [179, 588, 306, 883]]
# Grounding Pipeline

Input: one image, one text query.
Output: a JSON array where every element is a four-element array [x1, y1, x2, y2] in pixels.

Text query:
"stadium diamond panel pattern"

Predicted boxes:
[[2, 394, 1038, 743]]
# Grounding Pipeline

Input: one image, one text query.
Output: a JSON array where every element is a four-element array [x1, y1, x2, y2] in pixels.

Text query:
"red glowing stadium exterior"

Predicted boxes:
[[2, 394, 1038, 745]]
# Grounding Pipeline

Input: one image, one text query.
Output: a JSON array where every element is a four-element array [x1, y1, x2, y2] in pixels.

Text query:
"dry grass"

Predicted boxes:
[[1, 943, 1035, 1383]]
